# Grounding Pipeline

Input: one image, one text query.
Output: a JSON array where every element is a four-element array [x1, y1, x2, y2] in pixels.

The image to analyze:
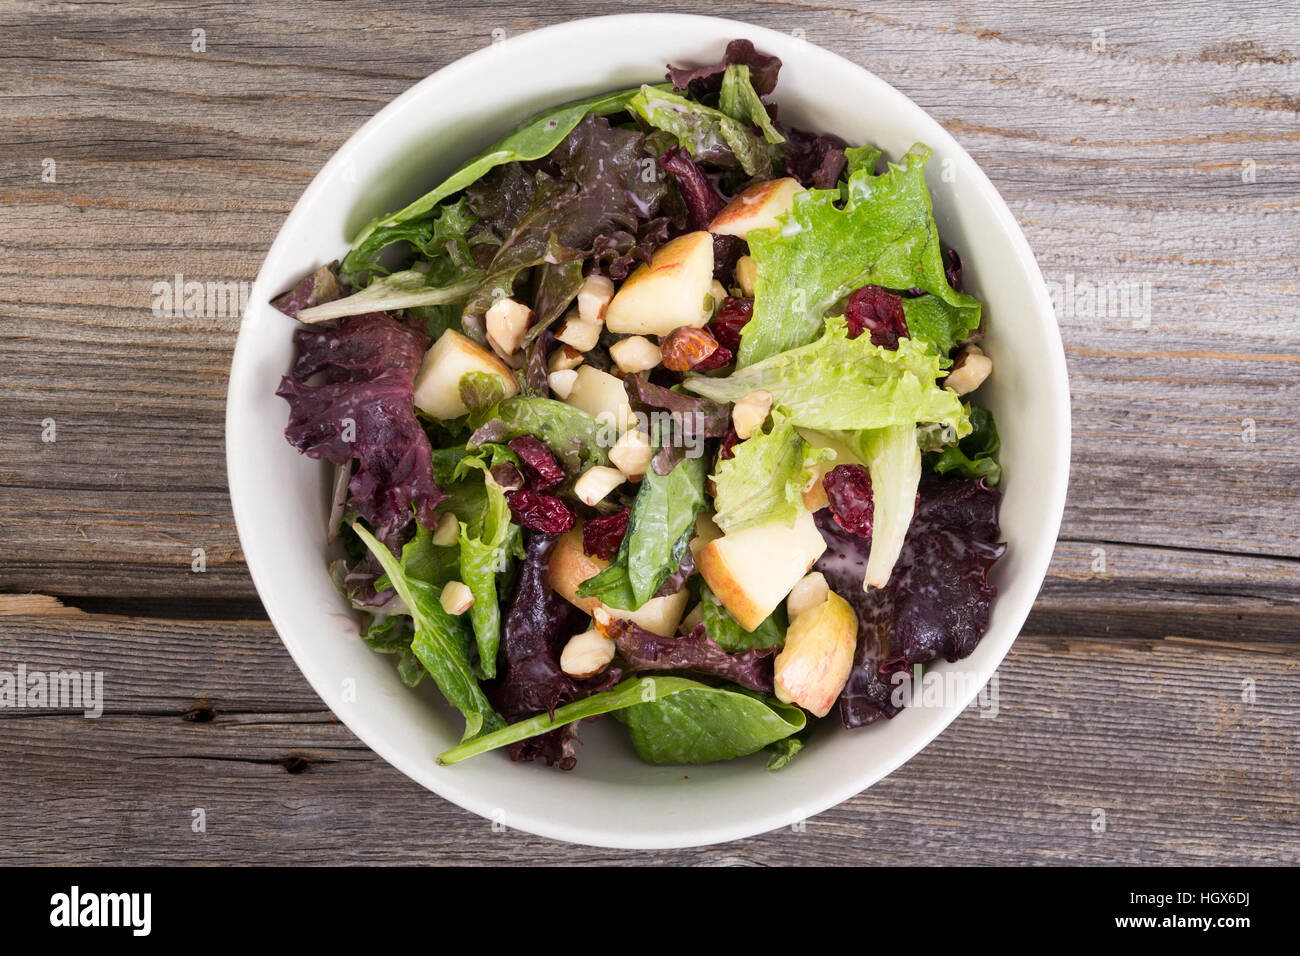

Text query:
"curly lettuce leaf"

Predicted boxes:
[[738, 143, 981, 366], [353, 523, 504, 741], [711, 410, 831, 535], [685, 317, 970, 437]]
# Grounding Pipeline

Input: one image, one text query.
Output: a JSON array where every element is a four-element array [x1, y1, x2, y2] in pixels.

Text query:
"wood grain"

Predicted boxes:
[[0, 600, 1294, 864], [0, 0, 1296, 862]]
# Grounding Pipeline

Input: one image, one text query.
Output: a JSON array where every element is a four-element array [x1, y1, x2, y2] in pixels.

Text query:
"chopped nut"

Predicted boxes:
[[574, 465, 625, 507], [431, 512, 460, 547], [945, 345, 992, 396], [560, 628, 616, 678], [439, 580, 474, 615], [485, 297, 532, 358], [576, 274, 615, 325], [609, 428, 653, 480], [609, 335, 662, 374], [734, 255, 758, 296], [732, 389, 774, 440], [555, 308, 602, 352], [547, 344, 584, 373], [547, 368, 578, 399], [787, 571, 829, 620], [660, 325, 720, 372]]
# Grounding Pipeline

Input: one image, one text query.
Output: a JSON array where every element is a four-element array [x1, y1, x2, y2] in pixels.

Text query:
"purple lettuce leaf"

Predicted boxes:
[[276, 312, 447, 546], [667, 39, 782, 99], [271, 261, 345, 319], [815, 476, 1006, 729], [624, 373, 732, 476], [781, 128, 849, 189], [486, 531, 622, 769], [603, 618, 775, 693]]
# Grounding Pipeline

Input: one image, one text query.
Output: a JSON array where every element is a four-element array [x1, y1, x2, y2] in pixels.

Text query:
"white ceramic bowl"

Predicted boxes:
[[227, 13, 1070, 849]]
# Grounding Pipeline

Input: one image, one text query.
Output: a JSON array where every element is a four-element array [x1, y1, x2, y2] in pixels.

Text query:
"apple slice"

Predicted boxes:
[[709, 177, 804, 239], [604, 231, 715, 336], [774, 590, 858, 717], [564, 365, 635, 431], [696, 509, 827, 632], [546, 528, 688, 637], [412, 329, 518, 420]]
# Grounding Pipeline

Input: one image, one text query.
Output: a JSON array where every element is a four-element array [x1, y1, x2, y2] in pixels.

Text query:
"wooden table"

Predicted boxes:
[[2, 1, 1296, 865]]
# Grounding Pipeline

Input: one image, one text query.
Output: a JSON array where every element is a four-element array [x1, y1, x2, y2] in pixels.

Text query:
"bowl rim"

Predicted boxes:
[[227, 12, 1071, 849]]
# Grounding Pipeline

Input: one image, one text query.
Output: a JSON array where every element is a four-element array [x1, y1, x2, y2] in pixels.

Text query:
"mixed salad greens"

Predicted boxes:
[[272, 40, 1005, 772]]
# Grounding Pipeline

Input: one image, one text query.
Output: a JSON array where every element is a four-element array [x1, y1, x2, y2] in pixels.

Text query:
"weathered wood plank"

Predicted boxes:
[[0, 603, 1294, 864], [2, 1, 1298, 612]]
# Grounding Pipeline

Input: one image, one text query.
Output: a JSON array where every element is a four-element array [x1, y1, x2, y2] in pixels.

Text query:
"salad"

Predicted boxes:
[[271, 40, 1005, 772]]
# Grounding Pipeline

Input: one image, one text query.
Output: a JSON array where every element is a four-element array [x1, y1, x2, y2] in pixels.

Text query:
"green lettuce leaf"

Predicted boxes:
[[718, 64, 784, 145], [353, 523, 504, 740], [577, 447, 707, 610], [627, 84, 773, 178], [711, 410, 831, 535], [685, 317, 970, 437], [453, 458, 520, 679], [738, 143, 981, 366], [850, 425, 923, 589], [468, 396, 611, 472], [296, 270, 480, 324], [343, 86, 654, 279]]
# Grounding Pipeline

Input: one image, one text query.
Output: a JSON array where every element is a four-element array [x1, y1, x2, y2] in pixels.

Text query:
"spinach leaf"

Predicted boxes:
[[437, 675, 804, 768], [438, 675, 699, 765], [617, 685, 805, 765], [926, 404, 1001, 484], [343, 86, 654, 278], [354, 523, 504, 740], [699, 581, 785, 653], [738, 143, 981, 367], [576, 448, 707, 610], [628, 85, 774, 178]]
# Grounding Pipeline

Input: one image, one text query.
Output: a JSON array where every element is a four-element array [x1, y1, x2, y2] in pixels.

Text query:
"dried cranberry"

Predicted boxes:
[[844, 286, 908, 349], [507, 435, 565, 490], [943, 248, 963, 293], [583, 507, 631, 560], [709, 296, 754, 353], [823, 465, 874, 538], [691, 344, 733, 371], [505, 490, 576, 534]]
